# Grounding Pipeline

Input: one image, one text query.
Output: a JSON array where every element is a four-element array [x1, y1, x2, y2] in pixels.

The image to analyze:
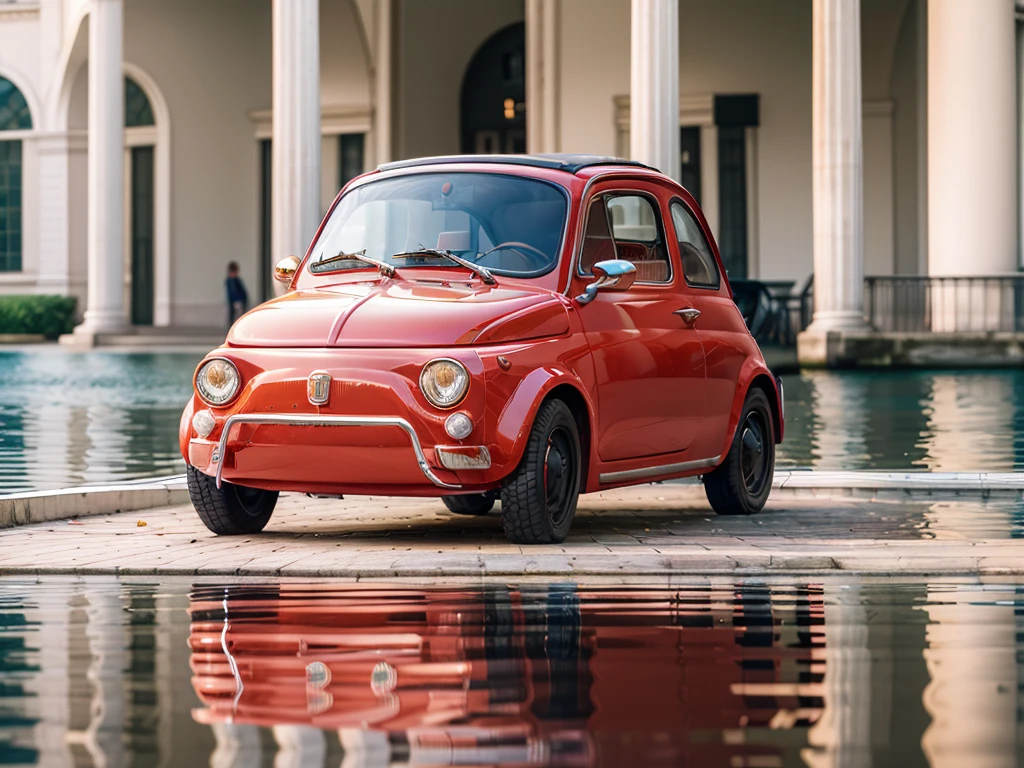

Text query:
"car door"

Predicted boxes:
[[669, 197, 739, 455], [572, 184, 707, 463]]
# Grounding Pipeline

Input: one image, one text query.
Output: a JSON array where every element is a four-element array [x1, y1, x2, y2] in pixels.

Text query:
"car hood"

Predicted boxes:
[[227, 280, 571, 348]]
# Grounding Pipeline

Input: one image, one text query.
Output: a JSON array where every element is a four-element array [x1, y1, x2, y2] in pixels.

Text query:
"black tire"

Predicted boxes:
[[704, 388, 775, 516], [442, 492, 496, 516], [186, 464, 279, 535], [500, 399, 582, 544]]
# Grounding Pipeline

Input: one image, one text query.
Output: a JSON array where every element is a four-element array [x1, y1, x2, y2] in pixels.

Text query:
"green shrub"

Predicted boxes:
[[0, 295, 78, 339]]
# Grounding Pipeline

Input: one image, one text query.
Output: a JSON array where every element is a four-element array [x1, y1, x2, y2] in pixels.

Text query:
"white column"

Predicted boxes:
[[374, 0, 393, 166], [526, 0, 560, 154], [272, 0, 321, 279], [808, 0, 867, 332], [76, 0, 127, 336], [630, 0, 679, 179], [929, 0, 1016, 277]]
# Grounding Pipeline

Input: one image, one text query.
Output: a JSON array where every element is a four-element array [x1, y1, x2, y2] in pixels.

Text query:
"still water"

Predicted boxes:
[[1, 348, 1024, 493], [0, 577, 1021, 767]]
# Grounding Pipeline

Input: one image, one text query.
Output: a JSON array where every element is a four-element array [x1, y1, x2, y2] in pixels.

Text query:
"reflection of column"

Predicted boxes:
[[210, 723, 263, 768], [22, 585, 75, 766], [629, 0, 679, 179], [807, 372, 869, 470], [340, 729, 391, 768], [803, 583, 872, 768], [273, 725, 326, 768], [921, 587, 1018, 768], [65, 582, 126, 768], [21, 405, 75, 490], [272, 0, 321, 279], [920, 374, 1015, 474]]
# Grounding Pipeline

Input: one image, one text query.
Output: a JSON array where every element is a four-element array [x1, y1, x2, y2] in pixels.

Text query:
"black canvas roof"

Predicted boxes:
[[377, 154, 658, 175]]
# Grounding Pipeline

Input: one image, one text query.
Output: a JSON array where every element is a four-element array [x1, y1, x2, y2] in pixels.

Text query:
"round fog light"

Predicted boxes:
[[444, 412, 473, 440], [192, 409, 216, 439]]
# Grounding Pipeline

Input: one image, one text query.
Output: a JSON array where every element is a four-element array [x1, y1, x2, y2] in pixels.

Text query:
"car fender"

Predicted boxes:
[[494, 366, 596, 471], [718, 359, 784, 460], [179, 398, 195, 461]]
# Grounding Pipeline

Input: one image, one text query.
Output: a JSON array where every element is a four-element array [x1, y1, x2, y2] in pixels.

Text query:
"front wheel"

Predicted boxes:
[[703, 388, 775, 516], [500, 399, 582, 544], [442, 492, 496, 516], [186, 464, 279, 534]]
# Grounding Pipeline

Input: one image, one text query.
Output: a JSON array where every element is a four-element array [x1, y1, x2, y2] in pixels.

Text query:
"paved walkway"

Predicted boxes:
[[0, 483, 1021, 577]]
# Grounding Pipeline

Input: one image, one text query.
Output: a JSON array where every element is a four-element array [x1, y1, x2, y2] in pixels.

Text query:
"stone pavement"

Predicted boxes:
[[0, 483, 1021, 577]]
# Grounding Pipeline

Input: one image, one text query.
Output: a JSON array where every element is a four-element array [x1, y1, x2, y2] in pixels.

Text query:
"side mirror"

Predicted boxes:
[[274, 255, 301, 285], [575, 260, 637, 305]]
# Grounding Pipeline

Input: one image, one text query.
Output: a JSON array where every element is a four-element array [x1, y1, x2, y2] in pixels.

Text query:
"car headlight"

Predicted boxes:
[[420, 358, 469, 409], [195, 358, 241, 406]]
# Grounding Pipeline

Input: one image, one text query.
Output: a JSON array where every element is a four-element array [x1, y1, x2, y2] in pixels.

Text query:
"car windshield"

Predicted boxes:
[[307, 172, 568, 277]]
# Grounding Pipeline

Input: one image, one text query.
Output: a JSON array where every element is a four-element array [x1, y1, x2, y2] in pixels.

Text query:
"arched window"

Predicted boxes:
[[125, 78, 154, 128], [0, 76, 31, 272]]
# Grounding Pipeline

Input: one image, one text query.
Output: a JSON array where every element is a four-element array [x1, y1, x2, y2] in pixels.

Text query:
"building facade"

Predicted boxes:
[[0, 0, 1020, 340]]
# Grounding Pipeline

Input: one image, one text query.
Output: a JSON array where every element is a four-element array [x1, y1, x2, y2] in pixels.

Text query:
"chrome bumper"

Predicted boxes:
[[210, 413, 460, 490]]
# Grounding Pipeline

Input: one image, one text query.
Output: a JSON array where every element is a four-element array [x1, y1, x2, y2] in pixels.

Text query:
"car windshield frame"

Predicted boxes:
[[305, 170, 572, 280]]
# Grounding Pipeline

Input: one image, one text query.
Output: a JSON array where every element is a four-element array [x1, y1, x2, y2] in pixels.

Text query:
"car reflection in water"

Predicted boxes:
[[189, 584, 825, 767]]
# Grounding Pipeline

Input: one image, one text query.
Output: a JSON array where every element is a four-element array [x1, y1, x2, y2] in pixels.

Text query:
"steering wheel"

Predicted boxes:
[[477, 241, 550, 271]]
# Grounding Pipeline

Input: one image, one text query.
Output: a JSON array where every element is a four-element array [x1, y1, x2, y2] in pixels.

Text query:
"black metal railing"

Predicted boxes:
[[864, 275, 1024, 333], [734, 274, 1024, 345]]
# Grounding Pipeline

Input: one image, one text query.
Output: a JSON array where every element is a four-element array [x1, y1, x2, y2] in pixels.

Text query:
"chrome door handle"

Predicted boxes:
[[674, 308, 701, 325]]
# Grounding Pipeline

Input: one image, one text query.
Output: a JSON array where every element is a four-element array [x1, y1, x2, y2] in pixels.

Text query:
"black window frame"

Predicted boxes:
[[669, 197, 721, 290]]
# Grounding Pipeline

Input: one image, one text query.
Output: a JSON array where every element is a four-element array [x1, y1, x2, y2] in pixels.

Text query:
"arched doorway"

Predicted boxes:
[[460, 23, 526, 155]]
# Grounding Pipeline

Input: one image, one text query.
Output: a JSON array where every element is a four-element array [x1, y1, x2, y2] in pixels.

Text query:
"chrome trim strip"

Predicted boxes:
[[598, 454, 721, 484], [211, 413, 460, 490]]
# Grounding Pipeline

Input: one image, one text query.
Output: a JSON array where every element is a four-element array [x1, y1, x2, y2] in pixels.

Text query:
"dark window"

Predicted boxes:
[[259, 139, 272, 301], [130, 146, 155, 324], [580, 194, 671, 284], [0, 77, 31, 131], [0, 76, 29, 274], [338, 133, 365, 188], [671, 201, 720, 289], [124, 78, 155, 128], [0, 140, 22, 273], [679, 126, 701, 204], [717, 125, 747, 279]]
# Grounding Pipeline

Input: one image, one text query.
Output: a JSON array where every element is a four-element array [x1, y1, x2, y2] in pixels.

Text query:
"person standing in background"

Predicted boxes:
[[225, 261, 249, 326]]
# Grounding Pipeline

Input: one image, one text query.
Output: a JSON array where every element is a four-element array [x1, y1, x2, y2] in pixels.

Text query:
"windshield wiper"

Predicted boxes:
[[389, 248, 496, 286], [310, 249, 396, 278]]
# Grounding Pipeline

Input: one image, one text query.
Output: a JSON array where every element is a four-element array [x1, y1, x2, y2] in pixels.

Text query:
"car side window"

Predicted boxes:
[[579, 194, 672, 284], [670, 201, 720, 289], [578, 196, 617, 275]]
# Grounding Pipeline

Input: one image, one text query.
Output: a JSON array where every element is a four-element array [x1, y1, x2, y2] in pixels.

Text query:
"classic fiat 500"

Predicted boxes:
[[181, 154, 783, 544]]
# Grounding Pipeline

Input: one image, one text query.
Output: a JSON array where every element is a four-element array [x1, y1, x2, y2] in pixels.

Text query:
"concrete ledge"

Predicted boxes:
[[772, 470, 1024, 499], [797, 329, 1024, 368], [0, 476, 188, 529], [0, 334, 47, 343]]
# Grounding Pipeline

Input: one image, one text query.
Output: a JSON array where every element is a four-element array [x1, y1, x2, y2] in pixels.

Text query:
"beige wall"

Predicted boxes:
[[559, 0, 915, 282], [395, 0, 524, 159]]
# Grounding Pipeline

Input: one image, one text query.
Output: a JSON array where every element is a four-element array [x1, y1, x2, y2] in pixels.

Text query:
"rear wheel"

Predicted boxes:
[[186, 464, 279, 534], [500, 399, 581, 544], [442, 492, 496, 516], [703, 388, 775, 516]]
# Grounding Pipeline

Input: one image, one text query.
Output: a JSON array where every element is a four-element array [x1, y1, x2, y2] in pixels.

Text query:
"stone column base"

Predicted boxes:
[[798, 329, 1024, 368]]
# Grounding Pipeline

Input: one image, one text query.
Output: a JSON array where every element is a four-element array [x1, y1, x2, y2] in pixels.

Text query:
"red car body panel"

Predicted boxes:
[[181, 158, 782, 497]]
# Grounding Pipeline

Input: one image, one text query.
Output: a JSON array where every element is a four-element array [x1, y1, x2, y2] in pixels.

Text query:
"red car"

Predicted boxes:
[[181, 154, 783, 543]]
